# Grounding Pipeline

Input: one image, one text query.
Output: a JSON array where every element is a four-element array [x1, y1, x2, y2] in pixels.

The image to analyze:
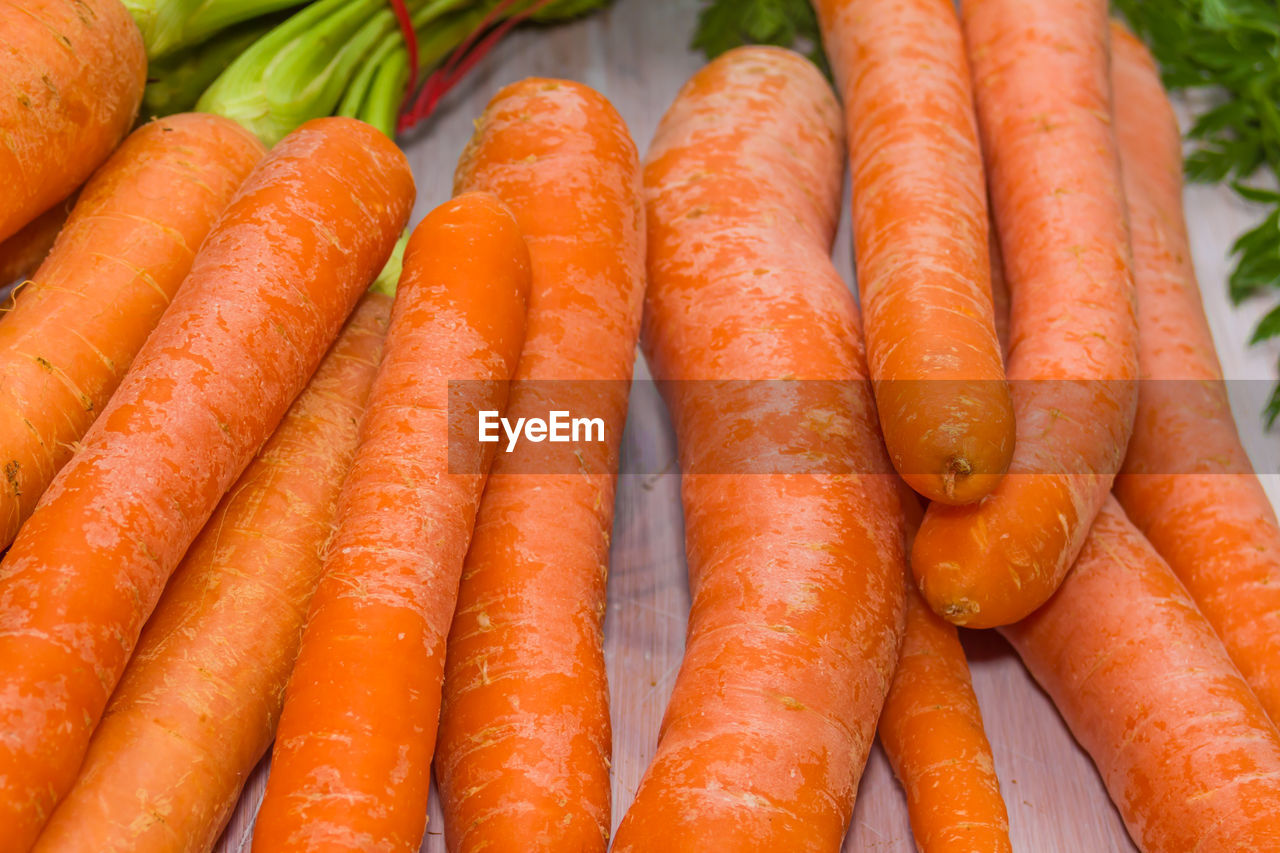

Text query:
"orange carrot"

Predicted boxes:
[[987, 223, 1010, 359], [911, 0, 1139, 628], [611, 46, 907, 852], [880, 586, 1011, 853], [435, 80, 645, 852], [0, 116, 412, 851], [30, 292, 390, 853], [815, 0, 1013, 505], [252, 192, 531, 853], [1109, 21, 1280, 727], [0, 195, 73, 288], [0, 0, 145, 243], [0, 113, 265, 552], [1002, 497, 1280, 852]]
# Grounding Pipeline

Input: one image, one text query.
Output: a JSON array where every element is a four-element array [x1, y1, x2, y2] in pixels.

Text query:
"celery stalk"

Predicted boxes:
[[197, 0, 411, 144], [124, 0, 304, 59], [141, 14, 284, 117], [190, 0, 615, 144], [341, 4, 490, 137]]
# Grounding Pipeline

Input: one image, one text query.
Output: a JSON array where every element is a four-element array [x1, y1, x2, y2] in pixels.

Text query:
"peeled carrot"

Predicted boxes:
[[0, 0, 145, 243], [252, 193, 531, 853], [815, 0, 1012, 505], [880, 586, 1010, 853], [1108, 21, 1280, 727], [0, 195, 73, 288], [1002, 497, 1280, 852], [30, 292, 390, 853], [435, 80, 645, 852], [912, 0, 1139, 628], [0, 116, 412, 851], [611, 46, 907, 852], [0, 113, 265, 552]]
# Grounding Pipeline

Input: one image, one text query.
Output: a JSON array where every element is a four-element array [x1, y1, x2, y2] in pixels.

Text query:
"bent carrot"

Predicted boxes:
[[880, 586, 1010, 853], [611, 46, 907, 852], [1002, 497, 1280, 852], [0, 0, 145, 243], [0, 116, 412, 851], [0, 195, 73, 289], [0, 113, 265, 552], [435, 80, 645, 852], [30, 292, 390, 853], [911, 0, 1139, 628], [1109, 21, 1280, 726], [252, 192, 531, 853], [815, 0, 1013, 505]]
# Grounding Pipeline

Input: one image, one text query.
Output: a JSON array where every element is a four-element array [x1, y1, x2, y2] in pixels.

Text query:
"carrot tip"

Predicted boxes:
[[942, 456, 973, 499], [940, 597, 979, 624]]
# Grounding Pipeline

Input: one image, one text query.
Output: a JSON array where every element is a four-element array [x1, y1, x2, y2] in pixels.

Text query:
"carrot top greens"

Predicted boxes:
[[692, 0, 828, 75]]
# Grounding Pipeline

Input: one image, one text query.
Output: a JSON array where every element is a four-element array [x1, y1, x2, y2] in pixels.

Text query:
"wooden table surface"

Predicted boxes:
[[214, 1, 1280, 850]]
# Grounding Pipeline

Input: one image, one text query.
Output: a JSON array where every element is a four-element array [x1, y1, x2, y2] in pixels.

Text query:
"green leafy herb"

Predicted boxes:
[[1113, 0, 1280, 425], [692, 0, 829, 76]]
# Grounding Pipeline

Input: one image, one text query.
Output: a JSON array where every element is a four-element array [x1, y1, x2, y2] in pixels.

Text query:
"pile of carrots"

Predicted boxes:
[[1, 0, 1279, 850]]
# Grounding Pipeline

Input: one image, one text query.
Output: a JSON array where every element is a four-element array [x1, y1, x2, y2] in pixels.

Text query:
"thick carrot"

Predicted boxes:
[[0, 0, 145, 243], [611, 46, 907, 852], [30, 292, 390, 853], [252, 192, 531, 853], [0, 116, 412, 851], [0, 113, 265, 552], [911, 0, 1139, 628], [1109, 21, 1280, 727], [0, 195, 73, 288], [815, 0, 1013, 505], [435, 80, 645, 852], [880, 586, 1010, 852], [1002, 496, 1280, 852]]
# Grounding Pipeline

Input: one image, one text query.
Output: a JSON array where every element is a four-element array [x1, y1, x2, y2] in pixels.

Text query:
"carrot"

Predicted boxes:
[[0, 113, 265, 552], [0, 116, 412, 851], [0, 0, 145, 243], [814, 0, 1013, 505], [252, 192, 531, 853], [610, 46, 907, 852], [880, 585, 1011, 853], [987, 223, 1010, 358], [1001, 496, 1280, 852], [1109, 21, 1280, 727], [911, 0, 1139, 628], [434, 80, 645, 852], [0, 194, 73, 288], [30, 291, 391, 853]]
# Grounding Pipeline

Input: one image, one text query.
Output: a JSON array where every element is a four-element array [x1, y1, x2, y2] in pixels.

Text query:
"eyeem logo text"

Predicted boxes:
[[478, 410, 606, 453]]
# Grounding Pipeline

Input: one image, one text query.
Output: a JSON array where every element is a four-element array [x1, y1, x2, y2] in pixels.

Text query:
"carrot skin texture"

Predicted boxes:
[[0, 116, 413, 851], [880, 587, 1010, 852], [252, 193, 531, 853], [0, 113, 266, 551], [30, 292, 391, 853], [1002, 497, 1280, 852], [815, 0, 1013, 505], [0, 0, 145, 243], [912, 0, 1139, 628], [435, 80, 645, 853], [0, 195, 73, 288], [611, 47, 907, 852], [1108, 22, 1280, 728]]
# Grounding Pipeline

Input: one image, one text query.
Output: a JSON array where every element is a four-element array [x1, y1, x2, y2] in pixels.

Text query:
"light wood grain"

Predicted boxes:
[[205, 1, 1278, 851]]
